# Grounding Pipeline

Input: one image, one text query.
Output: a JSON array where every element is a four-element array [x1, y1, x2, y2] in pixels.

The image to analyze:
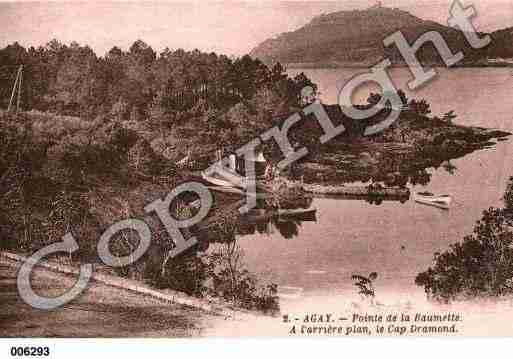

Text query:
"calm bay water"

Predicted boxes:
[[235, 67, 513, 310]]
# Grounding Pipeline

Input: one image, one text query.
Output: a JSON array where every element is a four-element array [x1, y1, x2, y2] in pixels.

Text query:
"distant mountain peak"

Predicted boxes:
[[250, 7, 431, 66], [250, 6, 513, 68]]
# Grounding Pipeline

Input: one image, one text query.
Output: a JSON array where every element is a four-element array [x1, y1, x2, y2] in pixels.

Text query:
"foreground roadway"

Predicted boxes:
[[0, 257, 219, 337]]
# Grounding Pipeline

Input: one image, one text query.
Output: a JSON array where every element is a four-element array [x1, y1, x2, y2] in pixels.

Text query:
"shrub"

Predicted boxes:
[[416, 206, 513, 302], [503, 176, 513, 216], [409, 98, 431, 116], [205, 243, 279, 313], [0, 114, 48, 250]]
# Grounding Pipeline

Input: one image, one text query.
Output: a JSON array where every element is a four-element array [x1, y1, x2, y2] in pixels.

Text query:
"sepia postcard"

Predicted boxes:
[[2, 0, 513, 350]]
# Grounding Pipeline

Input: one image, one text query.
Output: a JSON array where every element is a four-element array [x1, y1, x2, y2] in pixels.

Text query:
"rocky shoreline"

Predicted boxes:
[[286, 107, 511, 189]]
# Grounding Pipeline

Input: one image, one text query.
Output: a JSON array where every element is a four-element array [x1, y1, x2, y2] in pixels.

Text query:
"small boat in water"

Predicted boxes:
[[278, 207, 317, 221], [244, 207, 317, 222], [414, 192, 452, 209]]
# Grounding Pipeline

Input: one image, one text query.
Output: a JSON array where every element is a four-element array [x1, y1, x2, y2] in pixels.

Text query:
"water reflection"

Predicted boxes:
[[222, 205, 316, 240], [141, 189, 418, 313], [196, 195, 315, 244], [141, 194, 318, 313]]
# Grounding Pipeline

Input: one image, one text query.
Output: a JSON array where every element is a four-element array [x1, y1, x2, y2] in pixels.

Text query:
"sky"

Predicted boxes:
[[1, 0, 512, 57]]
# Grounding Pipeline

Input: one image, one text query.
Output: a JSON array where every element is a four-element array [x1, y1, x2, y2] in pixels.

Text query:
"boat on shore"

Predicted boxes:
[[201, 166, 271, 194], [206, 185, 246, 195], [202, 168, 246, 188], [202, 174, 238, 188], [414, 192, 452, 209]]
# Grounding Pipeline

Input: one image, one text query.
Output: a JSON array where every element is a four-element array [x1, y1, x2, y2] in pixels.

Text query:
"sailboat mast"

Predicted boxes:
[[7, 65, 22, 112], [16, 65, 23, 114]]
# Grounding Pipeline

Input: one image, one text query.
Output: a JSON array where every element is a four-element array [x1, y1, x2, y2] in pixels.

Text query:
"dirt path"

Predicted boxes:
[[0, 257, 220, 338]]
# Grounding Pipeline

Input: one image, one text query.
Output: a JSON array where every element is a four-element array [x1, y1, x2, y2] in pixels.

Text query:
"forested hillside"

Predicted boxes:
[[0, 39, 322, 310], [0, 39, 315, 120]]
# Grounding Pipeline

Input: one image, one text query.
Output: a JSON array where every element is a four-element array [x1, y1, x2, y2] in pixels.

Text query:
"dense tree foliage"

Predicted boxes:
[[0, 40, 316, 119], [0, 40, 318, 311], [416, 178, 513, 301]]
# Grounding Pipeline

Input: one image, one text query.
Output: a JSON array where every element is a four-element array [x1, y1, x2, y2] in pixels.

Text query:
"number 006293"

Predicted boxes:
[[10, 346, 50, 357]]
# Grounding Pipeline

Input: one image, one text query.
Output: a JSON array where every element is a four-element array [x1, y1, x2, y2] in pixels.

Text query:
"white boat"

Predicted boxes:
[[414, 192, 452, 209], [206, 185, 246, 195], [201, 167, 249, 189], [202, 172, 239, 188], [201, 167, 270, 193]]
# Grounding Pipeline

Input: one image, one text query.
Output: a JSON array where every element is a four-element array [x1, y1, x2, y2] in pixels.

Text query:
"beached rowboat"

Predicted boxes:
[[201, 168, 270, 193]]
